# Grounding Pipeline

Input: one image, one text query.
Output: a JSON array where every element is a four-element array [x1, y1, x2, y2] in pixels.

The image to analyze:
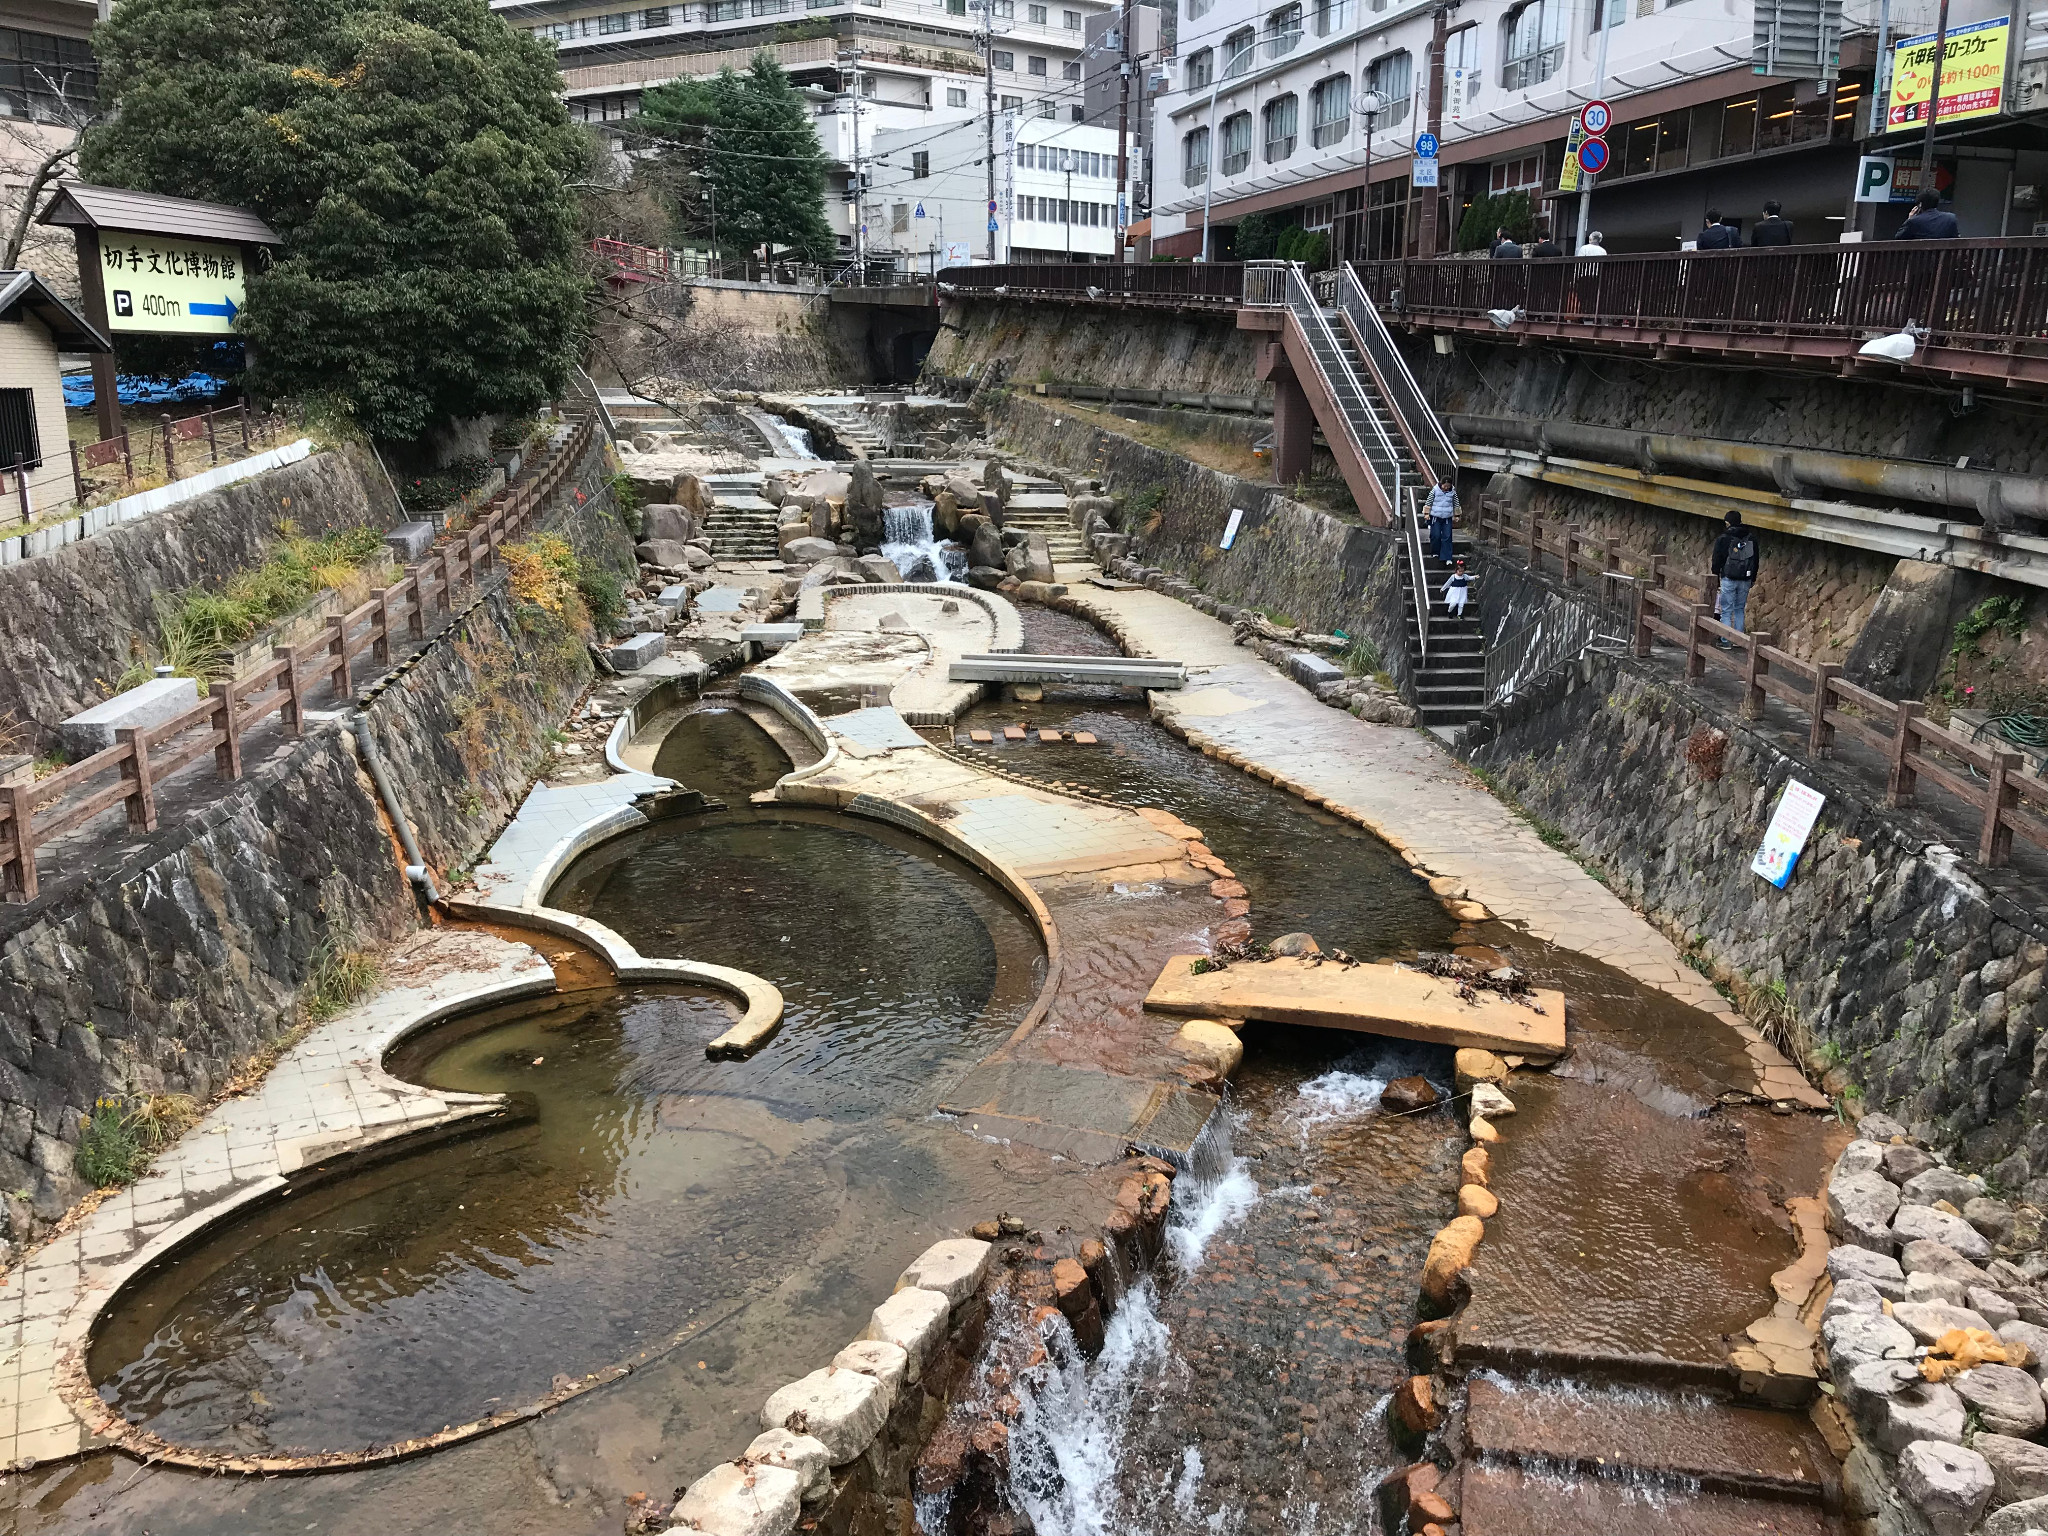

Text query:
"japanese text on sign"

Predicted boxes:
[[1888, 16, 2009, 128], [99, 233, 247, 335]]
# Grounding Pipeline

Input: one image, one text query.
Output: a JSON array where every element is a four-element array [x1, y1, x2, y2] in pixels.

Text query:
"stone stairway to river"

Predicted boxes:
[[1001, 478, 1088, 565], [804, 400, 884, 458], [699, 473, 782, 562]]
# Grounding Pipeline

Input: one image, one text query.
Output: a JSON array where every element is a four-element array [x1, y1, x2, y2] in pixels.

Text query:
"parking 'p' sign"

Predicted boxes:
[[1579, 99, 1612, 136]]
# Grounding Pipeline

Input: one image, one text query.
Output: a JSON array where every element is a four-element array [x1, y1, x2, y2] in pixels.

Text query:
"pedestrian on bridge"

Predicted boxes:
[[1490, 228, 1524, 259], [1711, 510, 1761, 645], [1696, 210, 1739, 250], [1896, 189, 1960, 239], [1428, 476, 1458, 565], [1752, 201, 1795, 246]]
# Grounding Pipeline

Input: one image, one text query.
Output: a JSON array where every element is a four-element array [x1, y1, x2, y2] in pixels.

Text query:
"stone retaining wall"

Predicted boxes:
[[926, 300, 1267, 404]]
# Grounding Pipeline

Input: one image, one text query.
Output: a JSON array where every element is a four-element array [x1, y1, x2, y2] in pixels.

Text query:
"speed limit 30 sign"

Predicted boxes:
[[1579, 99, 1612, 136]]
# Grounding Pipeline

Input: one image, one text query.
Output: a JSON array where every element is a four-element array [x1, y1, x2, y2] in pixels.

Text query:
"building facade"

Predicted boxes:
[[870, 113, 1124, 259], [1145, 0, 2046, 256]]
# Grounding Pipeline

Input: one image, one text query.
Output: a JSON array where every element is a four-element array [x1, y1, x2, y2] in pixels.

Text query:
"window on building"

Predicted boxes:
[[948, 0, 965, 11], [1040, 99, 1057, 117], [892, 202, 910, 232], [0, 389, 39, 471], [1063, 60, 1081, 79], [1310, 73, 1350, 146], [1220, 110, 1252, 174], [707, 0, 741, 20], [993, 49, 1014, 68], [1263, 3, 1304, 58], [642, 5, 670, 22], [1591, 0, 1625, 28], [1187, 0, 1213, 17], [1071, 103, 1084, 120], [1001, 93, 1023, 108], [1028, 1, 1047, 17], [598, 10, 631, 31], [948, 85, 969, 105], [1064, 7, 1082, 25], [1223, 27, 1256, 75], [992, 0, 1014, 16], [1182, 126, 1210, 186], [1366, 50, 1411, 124], [1262, 93, 1298, 160], [1312, 0, 1350, 35], [1501, 0, 1563, 90], [1185, 48, 1213, 87], [1443, 23, 1481, 115], [912, 150, 930, 177], [1487, 153, 1542, 192], [1029, 54, 1047, 75]]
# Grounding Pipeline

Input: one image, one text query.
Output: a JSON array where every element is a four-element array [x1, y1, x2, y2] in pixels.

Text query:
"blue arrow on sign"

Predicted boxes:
[[189, 296, 239, 319]]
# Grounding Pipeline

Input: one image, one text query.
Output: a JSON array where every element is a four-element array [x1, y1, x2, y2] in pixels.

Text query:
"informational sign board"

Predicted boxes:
[[1752, 778, 1827, 888], [1413, 156, 1440, 188], [1559, 121, 1586, 193], [1888, 16, 2010, 128], [943, 242, 972, 266], [1220, 507, 1245, 550], [1415, 131, 1440, 158], [99, 233, 247, 335], [1576, 136, 1611, 176], [1579, 99, 1612, 135]]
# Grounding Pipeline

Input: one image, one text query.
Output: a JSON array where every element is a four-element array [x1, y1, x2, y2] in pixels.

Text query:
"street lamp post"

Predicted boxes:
[[1198, 35, 1261, 262], [1063, 151, 1075, 259], [1355, 89, 1383, 261]]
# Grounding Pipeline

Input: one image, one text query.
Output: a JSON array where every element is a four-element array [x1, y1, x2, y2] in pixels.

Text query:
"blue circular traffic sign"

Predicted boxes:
[[1415, 131, 1440, 158], [1576, 135, 1610, 175]]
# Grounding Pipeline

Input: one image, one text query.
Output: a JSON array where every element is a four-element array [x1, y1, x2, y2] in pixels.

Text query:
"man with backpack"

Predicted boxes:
[[1711, 511, 1761, 644]]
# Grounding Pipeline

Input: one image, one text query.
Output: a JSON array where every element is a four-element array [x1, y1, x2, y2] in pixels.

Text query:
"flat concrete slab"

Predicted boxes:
[[61, 675, 199, 756], [938, 1060, 1215, 1164], [830, 706, 926, 753], [741, 622, 804, 650], [608, 632, 665, 670], [695, 585, 749, 613], [656, 583, 690, 614], [384, 519, 435, 561], [948, 653, 1186, 688], [1144, 955, 1567, 1057]]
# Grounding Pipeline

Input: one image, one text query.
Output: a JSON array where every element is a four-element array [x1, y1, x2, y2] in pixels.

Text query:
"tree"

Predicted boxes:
[[638, 54, 836, 262], [0, 58, 98, 277], [1455, 191, 1535, 254], [81, 0, 591, 443]]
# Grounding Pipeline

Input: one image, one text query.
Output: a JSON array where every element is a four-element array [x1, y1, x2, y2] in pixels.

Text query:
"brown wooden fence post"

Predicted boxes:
[[326, 614, 351, 698], [404, 569, 427, 640], [1982, 747, 2021, 867], [1526, 513, 1540, 570], [1887, 702, 1924, 806], [1632, 581, 1653, 658], [1685, 604, 1711, 680], [1809, 663, 1840, 758], [370, 589, 393, 665], [204, 409, 220, 467], [161, 414, 177, 479], [116, 727, 158, 833], [1741, 633, 1773, 719], [69, 439, 86, 503], [274, 646, 304, 736], [210, 679, 243, 780], [239, 399, 253, 454], [0, 784, 36, 901]]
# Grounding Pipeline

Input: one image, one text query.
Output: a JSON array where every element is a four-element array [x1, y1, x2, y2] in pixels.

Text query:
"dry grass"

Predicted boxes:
[[1048, 401, 1273, 482]]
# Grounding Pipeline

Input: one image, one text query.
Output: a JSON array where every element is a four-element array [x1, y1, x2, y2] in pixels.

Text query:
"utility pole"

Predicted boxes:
[[848, 47, 867, 273], [1917, 0, 1951, 201], [1416, 3, 1449, 256], [1575, 0, 1614, 248], [1114, 0, 1133, 263], [983, 2, 998, 262]]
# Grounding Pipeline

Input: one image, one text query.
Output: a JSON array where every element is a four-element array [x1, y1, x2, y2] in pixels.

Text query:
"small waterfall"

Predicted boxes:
[[881, 501, 966, 583], [766, 414, 815, 458]]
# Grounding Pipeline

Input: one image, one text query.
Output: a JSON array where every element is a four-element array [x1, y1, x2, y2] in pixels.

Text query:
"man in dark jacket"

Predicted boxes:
[[1491, 228, 1524, 258], [1696, 209, 1737, 250], [1529, 226, 1564, 258], [1710, 510, 1761, 643], [1896, 189, 1960, 239], [1752, 200, 1794, 245]]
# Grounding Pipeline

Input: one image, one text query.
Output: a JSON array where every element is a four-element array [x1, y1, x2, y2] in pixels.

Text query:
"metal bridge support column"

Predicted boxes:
[[1257, 341, 1314, 487]]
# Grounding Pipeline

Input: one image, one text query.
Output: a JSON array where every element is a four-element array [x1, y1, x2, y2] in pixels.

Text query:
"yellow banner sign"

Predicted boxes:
[[1558, 121, 1585, 194], [99, 233, 248, 336], [1888, 16, 2009, 129]]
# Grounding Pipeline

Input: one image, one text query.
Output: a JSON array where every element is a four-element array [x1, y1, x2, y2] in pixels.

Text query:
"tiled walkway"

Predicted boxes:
[[1058, 571, 1824, 1108], [0, 928, 552, 1467]]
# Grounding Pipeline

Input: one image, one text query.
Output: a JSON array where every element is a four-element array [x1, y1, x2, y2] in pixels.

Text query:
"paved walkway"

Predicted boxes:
[[1057, 570, 1824, 1108], [0, 928, 552, 1468]]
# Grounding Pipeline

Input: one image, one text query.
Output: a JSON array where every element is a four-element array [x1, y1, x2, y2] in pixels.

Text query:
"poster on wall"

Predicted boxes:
[[1752, 778, 1828, 888], [1887, 16, 2010, 128]]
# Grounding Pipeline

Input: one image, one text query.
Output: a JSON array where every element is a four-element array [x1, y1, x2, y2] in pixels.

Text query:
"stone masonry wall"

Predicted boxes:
[[0, 442, 630, 1256], [0, 446, 400, 744], [1464, 646, 2048, 1202], [929, 299, 1270, 403]]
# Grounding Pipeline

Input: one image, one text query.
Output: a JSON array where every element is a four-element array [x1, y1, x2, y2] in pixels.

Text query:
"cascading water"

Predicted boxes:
[[882, 501, 967, 582], [766, 414, 815, 458]]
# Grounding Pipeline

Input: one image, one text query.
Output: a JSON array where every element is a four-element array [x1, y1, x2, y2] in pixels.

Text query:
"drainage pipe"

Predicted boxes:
[[1447, 414, 2047, 526], [350, 713, 440, 903]]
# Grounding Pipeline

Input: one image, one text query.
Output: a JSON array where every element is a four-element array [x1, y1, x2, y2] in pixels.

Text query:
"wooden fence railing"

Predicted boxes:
[[1474, 495, 2048, 869], [1, 414, 597, 902], [64, 402, 298, 509]]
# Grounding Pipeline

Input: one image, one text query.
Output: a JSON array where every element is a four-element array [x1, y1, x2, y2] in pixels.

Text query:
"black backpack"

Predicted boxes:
[[1724, 531, 1759, 583]]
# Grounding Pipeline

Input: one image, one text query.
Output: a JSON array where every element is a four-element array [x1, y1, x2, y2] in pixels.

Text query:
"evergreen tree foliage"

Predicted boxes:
[[638, 54, 836, 262], [81, 0, 590, 441], [1454, 190, 1536, 253]]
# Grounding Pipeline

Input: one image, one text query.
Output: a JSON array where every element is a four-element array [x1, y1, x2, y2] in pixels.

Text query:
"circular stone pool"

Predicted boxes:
[[88, 810, 1043, 1459]]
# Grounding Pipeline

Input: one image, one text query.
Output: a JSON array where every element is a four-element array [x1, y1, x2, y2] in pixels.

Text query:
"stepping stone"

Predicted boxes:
[[969, 729, 994, 744], [1073, 731, 1098, 745], [1038, 728, 1062, 742], [1003, 726, 1026, 741]]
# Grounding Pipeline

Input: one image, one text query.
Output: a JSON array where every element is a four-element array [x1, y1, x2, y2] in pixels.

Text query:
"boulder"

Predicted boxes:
[[1973, 1287, 2024, 1329], [1830, 1243, 1908, 1298], [863, 1287, 951, 1381], [1865, 1379, 1967, 1453], [896, 1238, 993, 1307], [1955, 1362, 2048, 1436], [1903, 1168, 1983, 1210], [1823, 1278, 1886, 1323], [1837, 1140, 1888, 1178], [1393, 1375, 1439, 1436], [1829, 1170, 1902, 1251], [1455, 1049, 1508, 1093], [2001, 1319, 2048, 1378], [636, 538, 694, 570], [1904, 1240, 1997, 1289], [673, 1460, 803, 1536], [1976, 1432, 2048, 1507], [686, 545, 717, 570], [1469, 1082, 1516, 1118], [932, 490, 962, 538], [1897, 1204, 1995, 1260], [1173, 1019, 1244, 1079], [673, 471, 711, 515], [1269, 932, 1321, 957], [777, 522, 811, 553], [1969, 1196, 2020, 1245], [967, 565, 1009, 591], [1985, 1496, 2048, 1536], [1824, 1309, 1918, 1372], [855, 555, 903, 584], [1461, 1146, 1490, 1187], [1382, 1076, 1439, 1114], [1421, 1216, 1484, 1309], [1841, 1357, 1923, 1421], [1893, 1301, 1995, 1345], [1884, 1143, 1938, 1183], [783, 536, 840, 564], [1907, 1271, 1971, 1307], [1896, 1440, 1994, 1536], [1458, 1184, 1500, 1219], [761, 1367, 888, 1464], [968, 521, 1005, 570], [798, 557, 864, 591], [643, 503, 694, 543], [846, 461, 885, 546], [830, 1340, 907, 1406], [1858, 1111, 1913, 1141], [1021, 531, 1055, 584], [743, 1428, 834, 1505]]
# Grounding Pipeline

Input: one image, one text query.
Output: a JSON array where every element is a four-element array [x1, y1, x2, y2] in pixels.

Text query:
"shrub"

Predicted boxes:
[[305, 942, 382, 1023], [400, 454, 494, 515], [77, 1098, 147, 1188], [577, 565, 627, 630], [1455, 191, 1536, 253]]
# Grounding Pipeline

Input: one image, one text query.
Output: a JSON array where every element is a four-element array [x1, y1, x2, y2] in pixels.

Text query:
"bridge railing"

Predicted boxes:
[[1351, 239, 2048, 357], [939, 262, 1248, 305]]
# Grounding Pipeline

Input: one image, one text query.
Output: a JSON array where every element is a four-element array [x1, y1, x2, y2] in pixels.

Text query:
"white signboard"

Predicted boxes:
[[100, 233, 248, 335], [1220, 507, 1245, 550], [1413, 156, 1440, 188], [1752, 778, 1827, 888], [1856, 155, 1898, 203]]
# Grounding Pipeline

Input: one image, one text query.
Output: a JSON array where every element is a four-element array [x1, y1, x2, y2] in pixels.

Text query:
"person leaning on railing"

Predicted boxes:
[[1895, 189, 1960, 240]]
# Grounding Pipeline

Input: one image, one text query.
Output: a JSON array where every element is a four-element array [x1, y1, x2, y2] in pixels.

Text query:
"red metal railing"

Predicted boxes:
[[1472, 496, 2048, 869], [1352, 241, 2048, 361], [1, 414, 597, 902]]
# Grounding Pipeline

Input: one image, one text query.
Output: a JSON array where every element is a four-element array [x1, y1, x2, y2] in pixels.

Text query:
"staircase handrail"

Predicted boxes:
[[1340, 263, 1459, 479], [1279, 264, 1407, 519], [1243, 259, 1290, 306], [1404, 485, 1431, 666]]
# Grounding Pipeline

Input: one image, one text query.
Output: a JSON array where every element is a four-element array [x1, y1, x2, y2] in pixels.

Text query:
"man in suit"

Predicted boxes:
[[1752, 200, 1794, 246], [1896, 189, 1960, 239], [1696, 209, 1737, 249]]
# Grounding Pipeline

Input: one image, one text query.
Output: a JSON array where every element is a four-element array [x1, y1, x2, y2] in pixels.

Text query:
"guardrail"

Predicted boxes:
[[0, 414, 598, 903], [939, 262, 1249, 306], [591, 239, 940, 291], [1472, 495, 2048, 869]]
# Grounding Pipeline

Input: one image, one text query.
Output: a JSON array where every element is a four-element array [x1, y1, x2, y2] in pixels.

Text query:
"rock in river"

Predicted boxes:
[[1896, 1440, 1993, 1536], [1381, 1076, 1438, 1114]]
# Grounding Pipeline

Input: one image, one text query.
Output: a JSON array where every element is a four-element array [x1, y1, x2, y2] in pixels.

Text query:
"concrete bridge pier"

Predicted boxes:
[[1255, 339, 1315, 486]]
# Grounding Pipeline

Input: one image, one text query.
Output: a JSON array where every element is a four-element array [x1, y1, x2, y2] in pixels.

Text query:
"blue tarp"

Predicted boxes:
[[63, 372, 231, 408]]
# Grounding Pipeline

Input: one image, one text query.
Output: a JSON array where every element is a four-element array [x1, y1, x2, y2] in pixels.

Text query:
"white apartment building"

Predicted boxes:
[[496, 0, 1119, 251], [1148, 0, 2033, 255], [870, 115, 1124, 260]]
